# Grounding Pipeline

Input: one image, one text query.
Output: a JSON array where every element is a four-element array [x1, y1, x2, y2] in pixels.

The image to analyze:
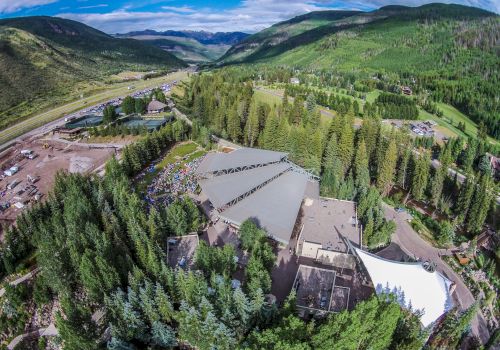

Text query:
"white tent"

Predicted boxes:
[[354, 247, 453, 327]]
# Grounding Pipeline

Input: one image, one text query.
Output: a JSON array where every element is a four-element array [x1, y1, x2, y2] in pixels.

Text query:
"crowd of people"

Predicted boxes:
[[141, 154, 204, 208]]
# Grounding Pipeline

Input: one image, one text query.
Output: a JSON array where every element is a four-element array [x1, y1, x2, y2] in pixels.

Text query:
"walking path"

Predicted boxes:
[[383, 204, 490, 344], [172, 107, 193, 126], [0, 268, 40, 298], [7, 324, 58, 350], [5, 307, 104, 349]]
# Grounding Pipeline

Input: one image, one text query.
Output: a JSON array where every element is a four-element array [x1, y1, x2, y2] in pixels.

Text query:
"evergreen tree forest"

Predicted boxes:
[[177, 70, 498, 244], [0, 83, 489, 348], [0, 144, 434, 350]]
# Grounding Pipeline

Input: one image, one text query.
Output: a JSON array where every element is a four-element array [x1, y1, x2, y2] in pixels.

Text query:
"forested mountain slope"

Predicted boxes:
[[220, 4, 500, 139], [0, 16, 186, 130]]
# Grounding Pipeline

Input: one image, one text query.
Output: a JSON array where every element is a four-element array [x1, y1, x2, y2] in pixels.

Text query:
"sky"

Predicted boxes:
[[0, 0, 498, 33]]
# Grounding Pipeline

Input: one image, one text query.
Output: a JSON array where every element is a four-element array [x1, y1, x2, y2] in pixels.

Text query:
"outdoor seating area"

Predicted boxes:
[[139, 153, 204, 208]]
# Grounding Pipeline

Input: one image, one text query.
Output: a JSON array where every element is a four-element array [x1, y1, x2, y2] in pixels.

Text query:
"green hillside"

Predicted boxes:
[[0, 16, 186, 130], [220, 10, 361, 62], [220, 4, 499, 139], [124, 35, 229, 63]]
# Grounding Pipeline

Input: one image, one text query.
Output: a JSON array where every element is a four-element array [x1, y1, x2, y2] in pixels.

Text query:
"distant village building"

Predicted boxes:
[[290, 77, 300, 85], [485, 153, 500, 178], [147, 100, 167, 114], [402, 86, 412, 95]]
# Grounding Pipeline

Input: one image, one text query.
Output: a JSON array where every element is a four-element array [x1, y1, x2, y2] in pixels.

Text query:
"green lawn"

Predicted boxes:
[[135, 141, 204, 194], [258, 84, 494, 144], [253, 89, 283, 106], [156, 142, 199, 169]]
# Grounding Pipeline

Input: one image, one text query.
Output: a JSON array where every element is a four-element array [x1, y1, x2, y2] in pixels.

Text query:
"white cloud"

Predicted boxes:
[[56, 0, 498, 34], [78, 4, 108, 10], [57, 0, 341, 33], [161, 6, 195, 13], [0, 0, 58, 14]]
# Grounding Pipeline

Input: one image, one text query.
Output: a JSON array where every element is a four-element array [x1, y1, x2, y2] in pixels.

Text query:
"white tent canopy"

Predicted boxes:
[[354, 248, 453, 327]]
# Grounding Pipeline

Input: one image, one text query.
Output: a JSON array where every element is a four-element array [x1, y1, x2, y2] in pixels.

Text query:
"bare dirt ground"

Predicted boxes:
[[0, 137, 115, 237]]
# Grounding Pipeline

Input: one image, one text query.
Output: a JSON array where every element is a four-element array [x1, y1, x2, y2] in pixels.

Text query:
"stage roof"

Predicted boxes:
[[220, 171, 309, 245], [354, 248, 453, 327], [196, 148, 287, 175], [198, 162, 291, 208]]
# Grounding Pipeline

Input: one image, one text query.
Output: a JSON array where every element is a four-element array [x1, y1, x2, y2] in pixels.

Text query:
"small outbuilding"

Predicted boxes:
[[147, 100, 168, 114]]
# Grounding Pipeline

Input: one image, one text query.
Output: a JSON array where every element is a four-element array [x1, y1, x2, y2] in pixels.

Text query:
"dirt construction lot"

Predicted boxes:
[[0, 138, 115, 234]]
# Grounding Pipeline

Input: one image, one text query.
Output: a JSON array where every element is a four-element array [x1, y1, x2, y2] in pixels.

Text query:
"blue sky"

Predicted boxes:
[[0, 0, 497, 33]]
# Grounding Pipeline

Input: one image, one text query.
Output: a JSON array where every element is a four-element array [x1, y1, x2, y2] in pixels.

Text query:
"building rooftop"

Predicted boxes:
[[198, 162, 291, 209], [298, 198, 360, 254], [147, 100, 167, 112], [354, 247, 454, 327], [219, 171, 310, 245], [195, 148, 288, 176]]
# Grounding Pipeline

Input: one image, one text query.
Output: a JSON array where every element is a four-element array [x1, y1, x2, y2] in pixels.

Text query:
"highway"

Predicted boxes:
[[0, 70, 188, 149]]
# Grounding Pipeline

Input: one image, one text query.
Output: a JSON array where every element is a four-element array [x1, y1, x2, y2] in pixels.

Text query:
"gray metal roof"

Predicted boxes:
[[300, 198, 360, 253], [219, 171, 309, 245], [198, 162, 291, 208], [195, 148, 288, 175]]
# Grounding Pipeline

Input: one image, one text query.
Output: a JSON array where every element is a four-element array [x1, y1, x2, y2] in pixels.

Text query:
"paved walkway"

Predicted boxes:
[[383, 204, 490, 343], [0, 268, 40, 298], [172, 107, 193, 126], [7, 324, 58, 349]]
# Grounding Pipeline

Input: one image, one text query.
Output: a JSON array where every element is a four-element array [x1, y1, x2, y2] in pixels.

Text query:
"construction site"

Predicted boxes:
[[0, 137, 117, 238]]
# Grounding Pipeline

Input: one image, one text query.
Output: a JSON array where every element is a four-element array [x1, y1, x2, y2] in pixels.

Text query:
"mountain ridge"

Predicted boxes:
[[117, 29, 249, 46], [220, 4, 496, 64], [0, 16, 186, 130], [218, 3, 499, 139]]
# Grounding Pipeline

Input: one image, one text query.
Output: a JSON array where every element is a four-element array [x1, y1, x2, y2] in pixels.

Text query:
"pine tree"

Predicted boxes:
[[410, 152, 430, 201], [466, 174, 495, 234], [376, 139, 398, 196], [455, 175, 475, 224], [396, 148, 411, 190], [354, 138, 370, 189], [461, 139, 477, 172], [150, 321, 177, 348], [274, 117, 290, 152], [56, 297, 98, 350], [244, 103, 260, 147], [430, 166, 446, 209], [337, 115, 354, 174], [166, 200, 188, 236], [226, 101, 241, 142], [312, 295, 401, 350], [430, 304, 478, 349], [262, 113, 279, 150]]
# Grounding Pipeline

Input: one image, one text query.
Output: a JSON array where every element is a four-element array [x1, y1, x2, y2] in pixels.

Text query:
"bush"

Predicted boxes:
[[33, 275, 53, 307], [436, 221, 455, 246]]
